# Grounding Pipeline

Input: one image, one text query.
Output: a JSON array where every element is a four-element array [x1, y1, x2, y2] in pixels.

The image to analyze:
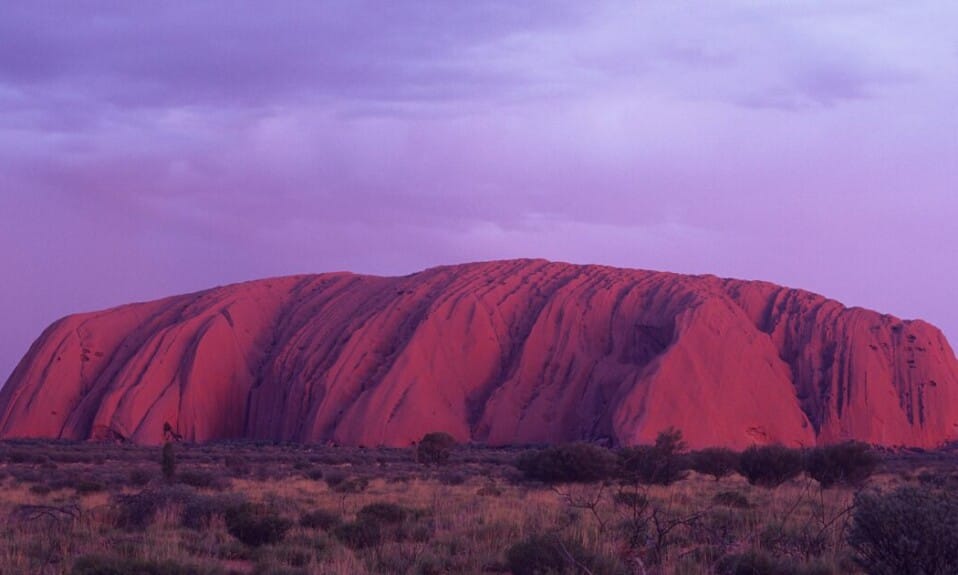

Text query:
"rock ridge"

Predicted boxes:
[[1, 259, 956, 448]]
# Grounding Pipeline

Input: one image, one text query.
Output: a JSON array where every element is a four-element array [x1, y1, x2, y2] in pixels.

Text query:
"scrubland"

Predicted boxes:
[[0, 438, 955, 575]]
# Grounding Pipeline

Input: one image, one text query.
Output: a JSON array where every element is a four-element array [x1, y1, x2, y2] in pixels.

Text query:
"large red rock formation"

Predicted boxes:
[[1, 260, 956, 449]]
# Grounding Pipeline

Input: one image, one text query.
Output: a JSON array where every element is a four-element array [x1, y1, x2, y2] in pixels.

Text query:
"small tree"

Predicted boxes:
[[416, 432, 457, 465], [161, 442, 176, 482], [691, 447, 740, 481], [805, 441, 878, 488], [738, 444, 803, 488], [618, 427, 689, 486]]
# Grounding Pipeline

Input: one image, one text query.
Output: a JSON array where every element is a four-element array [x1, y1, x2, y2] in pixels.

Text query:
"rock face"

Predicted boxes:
[[1, 260, 956, 448]]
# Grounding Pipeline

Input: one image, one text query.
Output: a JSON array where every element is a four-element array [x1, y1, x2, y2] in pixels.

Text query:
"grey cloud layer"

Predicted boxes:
[[1, 1, 957, 382]]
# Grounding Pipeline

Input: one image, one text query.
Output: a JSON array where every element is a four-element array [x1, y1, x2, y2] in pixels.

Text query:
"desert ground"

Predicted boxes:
[[0, 438, 955, 575]]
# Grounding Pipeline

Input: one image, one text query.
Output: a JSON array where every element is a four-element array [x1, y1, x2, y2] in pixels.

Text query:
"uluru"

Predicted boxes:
[[1, 259, 956, 449]]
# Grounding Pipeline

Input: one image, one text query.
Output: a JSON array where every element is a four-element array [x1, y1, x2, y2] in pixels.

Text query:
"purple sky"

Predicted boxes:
[[2, 2, 957, 382]]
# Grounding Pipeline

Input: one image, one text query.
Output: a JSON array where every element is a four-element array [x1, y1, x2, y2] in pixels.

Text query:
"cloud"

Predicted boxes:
[[1, 1, 957, 381], [0, 2, 588, 110], [1, 1, 932, 121]]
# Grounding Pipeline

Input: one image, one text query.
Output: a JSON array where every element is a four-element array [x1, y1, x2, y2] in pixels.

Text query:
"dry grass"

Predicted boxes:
[[0, 440, 954, 574]]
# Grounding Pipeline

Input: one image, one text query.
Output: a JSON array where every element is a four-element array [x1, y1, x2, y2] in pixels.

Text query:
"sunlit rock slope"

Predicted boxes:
[[2, 260, 956, 448]]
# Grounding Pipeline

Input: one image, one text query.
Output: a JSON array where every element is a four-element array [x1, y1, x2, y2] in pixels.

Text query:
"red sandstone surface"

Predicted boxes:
[[1, 260, 956, 448]]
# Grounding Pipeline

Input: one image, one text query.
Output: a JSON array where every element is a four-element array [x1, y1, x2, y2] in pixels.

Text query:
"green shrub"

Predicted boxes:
[[805, 442, 878, 488], [848, 486, 958, 574], [251, 562, 308, 575], [162, 442, 176, 483], [10, 467, 43, 484], [716, 550, 788, 575], [691, 447, 740, 481], [323, 470, 368, 493], [505, 534, 626, 575], [113, 487, 184, 530], [7, 450, 39, 464], [438, 470, 467, 485], [356, 502, 410, 525], [614, 489, 649, 509], [416, 432, 457, 465], [177, 468, 229, 491], [716, 550, 835, 575], [75, 479, 106, 495], [224, 455, 251, 477], [505, 535, 570, 575], [71, 555, 223, 575], [517, 443, 616, 483], [331, 477, 369, 494], [181, 494, 245, 530], [113, 485, 238, 531], [353, 501, 432, 544], [225, 504, 292, 548], [476, 484, 503, 497], [323, 470, 347, 488], [29, 483, 52, 495], [712, 490, 750, 509], [129, 468, 153, 487], [299, 509, 340, 530], [332, 520, 382, 550], [739, 445, 803, 488]]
